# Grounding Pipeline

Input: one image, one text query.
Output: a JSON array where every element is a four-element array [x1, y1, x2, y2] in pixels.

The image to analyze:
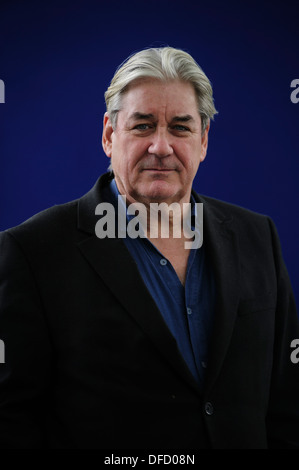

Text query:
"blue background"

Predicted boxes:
[[0, 0, 298, 309]]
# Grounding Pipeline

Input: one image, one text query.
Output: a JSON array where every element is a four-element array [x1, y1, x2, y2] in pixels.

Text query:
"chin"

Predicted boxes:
[[139, 188, 181, 204]]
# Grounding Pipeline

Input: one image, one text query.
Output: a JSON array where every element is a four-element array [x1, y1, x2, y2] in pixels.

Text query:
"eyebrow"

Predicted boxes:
[[128, 112, 195, 123], [129, 112, 155, 121], [172, 114, 195, 123]]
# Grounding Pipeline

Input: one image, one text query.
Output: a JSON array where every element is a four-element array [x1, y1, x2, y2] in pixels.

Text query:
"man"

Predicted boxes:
[[0, 47, 299, 449]]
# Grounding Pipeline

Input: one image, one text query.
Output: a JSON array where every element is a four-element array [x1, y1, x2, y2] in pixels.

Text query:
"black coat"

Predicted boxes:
[[0, 173, 299, 449]]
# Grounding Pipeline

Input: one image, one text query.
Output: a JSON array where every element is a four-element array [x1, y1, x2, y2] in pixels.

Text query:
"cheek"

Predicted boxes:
[[176, 143, 201, 171], [117, 140, 148, 166], [113, 145, 143, 183], [130, 140, 150, 158]]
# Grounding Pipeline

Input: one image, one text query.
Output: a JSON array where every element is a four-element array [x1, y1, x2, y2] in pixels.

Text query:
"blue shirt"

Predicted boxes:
[[104, 178, 216, 389]]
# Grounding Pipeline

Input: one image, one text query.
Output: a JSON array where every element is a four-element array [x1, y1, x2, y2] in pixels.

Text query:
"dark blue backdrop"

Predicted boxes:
[[1, 0, 298, 309]]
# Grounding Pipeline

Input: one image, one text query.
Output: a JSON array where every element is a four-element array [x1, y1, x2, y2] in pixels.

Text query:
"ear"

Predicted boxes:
[[199, 120, 210, 163], [102, 112, 114, 158]]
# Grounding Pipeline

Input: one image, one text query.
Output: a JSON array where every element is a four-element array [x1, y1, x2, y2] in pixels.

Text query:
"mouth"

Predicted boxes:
[[142, 168, 175, 172]]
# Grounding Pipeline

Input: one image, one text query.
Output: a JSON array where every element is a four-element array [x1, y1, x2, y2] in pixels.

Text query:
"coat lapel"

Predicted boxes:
[[198, 195, 241, 395]]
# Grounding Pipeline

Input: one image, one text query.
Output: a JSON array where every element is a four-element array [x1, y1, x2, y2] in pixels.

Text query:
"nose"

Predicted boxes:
[[147, 128, 173, 158]]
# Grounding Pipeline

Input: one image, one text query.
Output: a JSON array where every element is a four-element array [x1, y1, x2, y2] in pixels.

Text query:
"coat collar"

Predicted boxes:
[[77, 173, 113, 234], [77, 173, 241, 396]]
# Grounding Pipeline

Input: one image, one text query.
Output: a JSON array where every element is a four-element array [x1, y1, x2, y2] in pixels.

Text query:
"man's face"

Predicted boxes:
[[102, 78, 209, 206]]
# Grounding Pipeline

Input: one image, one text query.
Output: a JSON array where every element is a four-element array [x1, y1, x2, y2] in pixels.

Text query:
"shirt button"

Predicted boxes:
[[160, 259, 167, 266], [204, 402, 214, 416], [187, 307, 192, 315], [201, 361, 207, 368]]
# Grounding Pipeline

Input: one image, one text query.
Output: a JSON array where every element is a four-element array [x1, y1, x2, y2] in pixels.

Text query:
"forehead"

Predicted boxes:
[[120, 78, 199, 118]]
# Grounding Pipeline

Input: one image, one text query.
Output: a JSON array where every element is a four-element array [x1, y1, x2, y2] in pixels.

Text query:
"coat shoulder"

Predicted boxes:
[[1, 199, 79, 248], [197, 193, 272, 226]]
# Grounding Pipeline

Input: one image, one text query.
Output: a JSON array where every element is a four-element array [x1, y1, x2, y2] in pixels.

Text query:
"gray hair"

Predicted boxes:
[[104, 46, 218, 133]]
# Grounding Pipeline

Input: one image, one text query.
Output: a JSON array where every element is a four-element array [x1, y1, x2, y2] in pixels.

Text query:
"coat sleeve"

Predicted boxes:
[[0, 231, 52, 448], [266, 217, 299, 448]]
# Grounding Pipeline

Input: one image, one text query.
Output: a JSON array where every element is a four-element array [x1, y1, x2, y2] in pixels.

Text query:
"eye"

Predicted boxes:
[[173, 125, 190, 132], [133, 123, 152, 130]]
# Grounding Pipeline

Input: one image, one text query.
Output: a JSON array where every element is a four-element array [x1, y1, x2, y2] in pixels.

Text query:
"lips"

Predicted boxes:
[[142, 168, 175, 171]]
